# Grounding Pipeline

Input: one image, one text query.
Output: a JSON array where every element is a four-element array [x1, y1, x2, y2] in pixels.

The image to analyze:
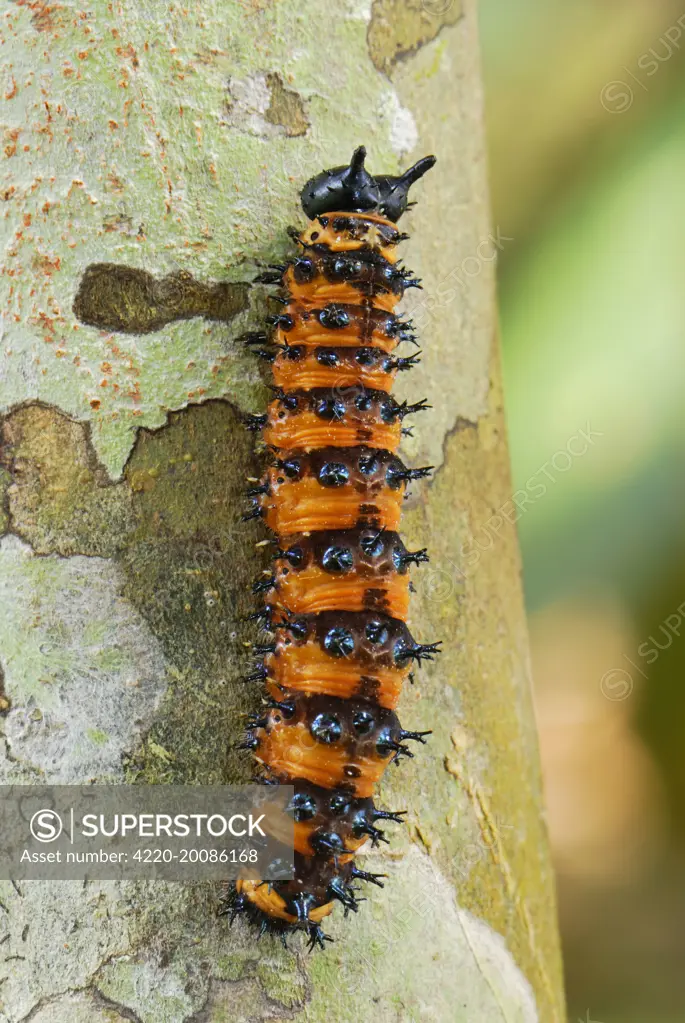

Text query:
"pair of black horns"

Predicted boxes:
[[300, 146, 436, 222], [347, 146, 436, 188]]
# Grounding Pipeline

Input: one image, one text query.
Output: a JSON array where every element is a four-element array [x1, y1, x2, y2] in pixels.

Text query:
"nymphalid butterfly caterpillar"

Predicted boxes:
[[223, 147, 440, 950]]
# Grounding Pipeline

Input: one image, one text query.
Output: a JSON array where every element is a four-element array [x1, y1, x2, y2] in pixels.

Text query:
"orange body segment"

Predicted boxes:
[[236, 879, 333, 925], [285, 276, 400, 311], [261, 478, 402, 533], [271, 355, 394, 393], [268, 566, 410, 620], [299, 213, 400, 260], [275, 306, 399, 352], [263, 412, 401, 453], [265, 644, 407, 710], [255, 721, 391, 798], [255, 800, 360, 858]]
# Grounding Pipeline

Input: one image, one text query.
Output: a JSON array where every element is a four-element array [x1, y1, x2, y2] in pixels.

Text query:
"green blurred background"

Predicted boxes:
[[478, 1, 685, 1020]]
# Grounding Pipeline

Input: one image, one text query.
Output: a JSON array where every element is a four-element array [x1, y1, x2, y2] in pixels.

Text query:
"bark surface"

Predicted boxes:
[[0, 0, 565, 1019]]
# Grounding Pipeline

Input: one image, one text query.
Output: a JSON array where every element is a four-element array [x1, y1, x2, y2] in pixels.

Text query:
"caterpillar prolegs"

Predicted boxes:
[[225, 147, 440, 950]]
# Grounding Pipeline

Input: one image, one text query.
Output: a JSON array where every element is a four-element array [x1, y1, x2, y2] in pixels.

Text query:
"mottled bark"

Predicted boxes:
[[0, 0, 565, 1020]]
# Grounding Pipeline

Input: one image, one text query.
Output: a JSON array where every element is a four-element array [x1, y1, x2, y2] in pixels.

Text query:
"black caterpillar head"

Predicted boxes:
[[301, 146, 436, 222]]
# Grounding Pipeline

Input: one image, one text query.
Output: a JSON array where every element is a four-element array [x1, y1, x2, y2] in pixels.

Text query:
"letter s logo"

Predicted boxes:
[[30, 808, 63, 843]]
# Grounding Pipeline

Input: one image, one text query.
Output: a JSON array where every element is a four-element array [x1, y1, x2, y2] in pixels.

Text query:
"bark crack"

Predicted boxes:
[[91, 988, 145, 1023]]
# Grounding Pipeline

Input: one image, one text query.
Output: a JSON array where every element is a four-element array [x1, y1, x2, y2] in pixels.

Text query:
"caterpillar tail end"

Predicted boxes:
[[220, 879, 334, 951]]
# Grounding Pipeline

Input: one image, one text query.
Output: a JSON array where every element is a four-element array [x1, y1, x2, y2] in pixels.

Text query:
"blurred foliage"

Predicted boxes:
[[479, 1, 685, 1020]]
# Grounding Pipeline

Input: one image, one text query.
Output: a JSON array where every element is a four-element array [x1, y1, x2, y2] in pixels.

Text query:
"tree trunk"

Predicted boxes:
[[0, 0, 565, 1020]]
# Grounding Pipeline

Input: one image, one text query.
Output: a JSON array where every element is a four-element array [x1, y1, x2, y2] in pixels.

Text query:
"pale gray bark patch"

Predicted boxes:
[[0, 536, 168, 782], [0, 880, 132, 1022], [0, 876, 299, 1023], [305, 845, 539, 1023]]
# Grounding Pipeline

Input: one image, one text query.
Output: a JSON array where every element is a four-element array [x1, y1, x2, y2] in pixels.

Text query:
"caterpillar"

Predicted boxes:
[[225, 146, 440, 950]]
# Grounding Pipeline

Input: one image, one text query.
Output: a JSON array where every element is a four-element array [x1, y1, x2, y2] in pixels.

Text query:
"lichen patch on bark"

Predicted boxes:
[[2, 403, 133, 557], [367, 0, 463, 76], [266, 72, 311, 137], [119, 400, 265, 784], [223, 72, 309, 140], [73, 265, 249, 336]]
